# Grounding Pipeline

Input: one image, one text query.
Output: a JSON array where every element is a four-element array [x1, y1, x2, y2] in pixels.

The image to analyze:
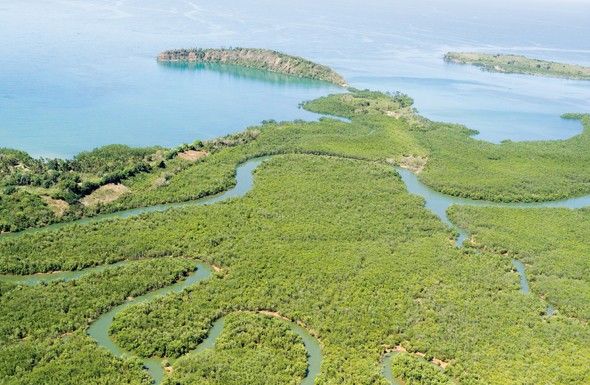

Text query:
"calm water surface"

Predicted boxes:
[[1, 0, 589, 157], [396, 166, 590, 246]]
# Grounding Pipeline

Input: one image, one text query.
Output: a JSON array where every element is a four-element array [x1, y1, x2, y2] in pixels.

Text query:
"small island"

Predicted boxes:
[[158, 47, 348, 86], [444, 52, 590, 80]]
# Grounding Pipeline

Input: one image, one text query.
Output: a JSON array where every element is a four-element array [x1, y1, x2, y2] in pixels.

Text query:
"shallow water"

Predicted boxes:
[[190, 317, 225, 355], [0, 53, 336, 158], [395, 167, 590, 246], [0, 260, 127, 285], [396, 166, 576, 314], [0, 155, 321, 384], [87, 262, 214, 384], [511, 259, 530, 294], [291, 321, 322, 385], [381, 353, 403, 385], [2, 1, 589, 158]]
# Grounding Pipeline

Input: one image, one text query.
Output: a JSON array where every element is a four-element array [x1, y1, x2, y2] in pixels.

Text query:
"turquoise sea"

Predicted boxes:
[[1, 0, 589, 158]]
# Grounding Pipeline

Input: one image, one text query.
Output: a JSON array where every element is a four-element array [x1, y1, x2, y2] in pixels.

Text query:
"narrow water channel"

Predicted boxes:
[[0, 155, 321, 385], [0, 156, 269, 241], [3, 156, 585, 384], [87, 262, 214, 384], [381, 353, 403, 385], [0, 261, 128, 285], [178, 315, 322, 385], [395, 166, 587, 314], [1, 258, 322, 385], [396, 167, 590, 247]]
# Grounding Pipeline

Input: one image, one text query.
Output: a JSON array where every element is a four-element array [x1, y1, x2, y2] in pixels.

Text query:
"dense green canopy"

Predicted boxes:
[[0, 89, 588, 384]]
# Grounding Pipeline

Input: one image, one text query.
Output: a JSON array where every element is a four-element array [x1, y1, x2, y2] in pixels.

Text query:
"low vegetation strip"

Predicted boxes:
[[157, 48, 348, 86], [444, 52, 590, 80], [304, 91, 590, 202], [80, 183, 130, 207], [415, 113, 590, 202]]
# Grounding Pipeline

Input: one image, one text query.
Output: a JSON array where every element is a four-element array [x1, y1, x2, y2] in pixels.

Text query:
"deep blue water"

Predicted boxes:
[[1, 0, 589, 158]]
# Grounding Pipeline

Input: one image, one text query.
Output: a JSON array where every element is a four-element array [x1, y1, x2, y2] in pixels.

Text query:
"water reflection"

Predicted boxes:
[[159, 61, 336, 88]]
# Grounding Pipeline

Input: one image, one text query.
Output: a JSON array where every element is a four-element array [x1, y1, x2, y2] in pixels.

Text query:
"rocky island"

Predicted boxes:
[[158, 47, 348, 86], [3, 43, 590, 385], [444, 51, 590, 80]]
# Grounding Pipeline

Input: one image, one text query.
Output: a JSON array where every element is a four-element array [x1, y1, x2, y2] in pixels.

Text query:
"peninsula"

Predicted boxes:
[[2, 50, 590, 385], [158, 47, 348, 86], [444, 51, 590, 80]]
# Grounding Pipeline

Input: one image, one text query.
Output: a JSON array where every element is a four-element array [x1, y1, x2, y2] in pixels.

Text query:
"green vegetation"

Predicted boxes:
[[0, 333, 149, 385], [415, 113, 590, 202], [163, 312, 307, 385], [306, 91, 590, 202], [0, 132, 259, 233], [0, 281, 14, 297], [390, 354, 453, 385], [0, 190, 57, 232], [302, 89, 416, 119], [3, 90, 589, 234], [2, 155, 588, 384], [0, 99, 425, 234], [1, 86, 589, 384], [449, 206, 590, 321], [0, 257, 196, 385], [0, 144, 161, 232], [72, 144, 159, 175], [444, 52, 590, 80], [158, 48, 348, 86], [0, 258, 194, 343]]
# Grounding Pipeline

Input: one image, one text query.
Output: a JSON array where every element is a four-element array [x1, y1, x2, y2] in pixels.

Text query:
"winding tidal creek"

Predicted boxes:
[[2, 156, 587, 383]]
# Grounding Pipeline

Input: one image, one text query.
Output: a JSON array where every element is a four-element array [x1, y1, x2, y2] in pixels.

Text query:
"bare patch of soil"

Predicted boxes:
[[41, 196, 69, 217], [177, 150, 209, 161], [398, 155, 428, 173], [387, 345, 450, 369], [152, 174, 171, 189], [81, 184, 131, 207], [386, 110, 403, 118], [258, 310, 290, 322]]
